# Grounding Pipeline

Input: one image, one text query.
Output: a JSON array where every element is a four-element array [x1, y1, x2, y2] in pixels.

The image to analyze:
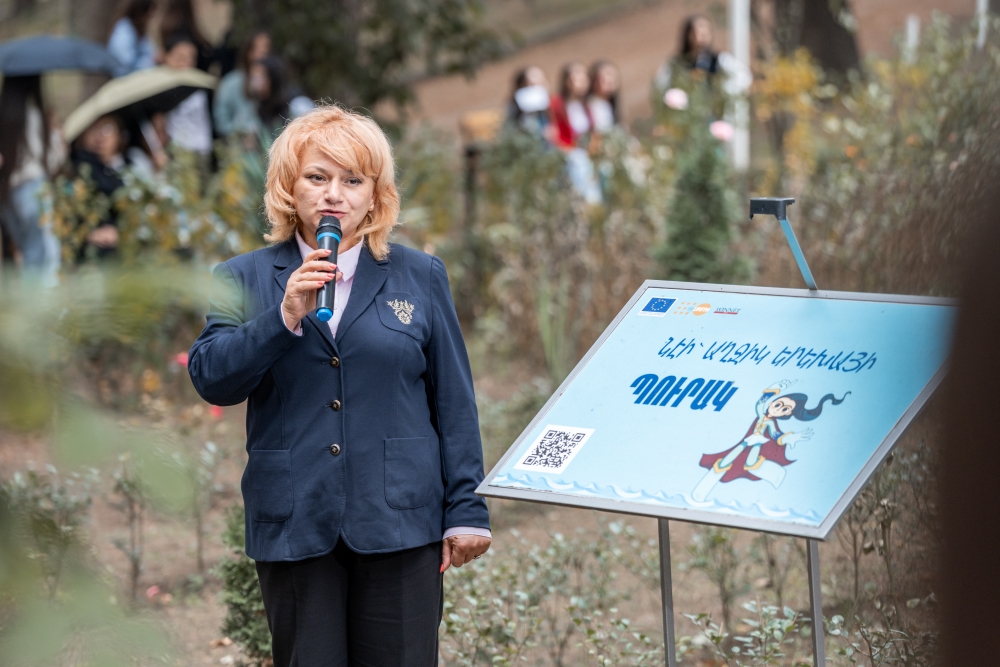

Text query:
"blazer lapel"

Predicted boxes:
[[305, 311, 337, 350], [272, 240, 301, 301], [272, 239, 337, 351], [336, 244, 389, 344]]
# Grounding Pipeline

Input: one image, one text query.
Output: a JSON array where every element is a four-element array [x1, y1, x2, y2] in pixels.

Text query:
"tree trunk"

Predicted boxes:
[[772, 0, 805, 56], [69, 0, 121, 98], [799, 0, 861, 75], [13, 0, 37, 17], [769, 0, 860, 77], [69, 0, 121, 42]]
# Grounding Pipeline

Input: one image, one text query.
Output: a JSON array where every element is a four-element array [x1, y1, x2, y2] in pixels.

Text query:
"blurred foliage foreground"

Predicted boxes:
[[1, 13, 999, 666]]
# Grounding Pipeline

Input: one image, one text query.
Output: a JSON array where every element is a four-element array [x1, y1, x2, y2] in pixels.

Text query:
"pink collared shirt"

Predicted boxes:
[[282, 233, 490, 542]]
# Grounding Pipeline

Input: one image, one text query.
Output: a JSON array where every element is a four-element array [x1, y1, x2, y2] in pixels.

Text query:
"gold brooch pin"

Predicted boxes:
[[387, 299, 415, 325]]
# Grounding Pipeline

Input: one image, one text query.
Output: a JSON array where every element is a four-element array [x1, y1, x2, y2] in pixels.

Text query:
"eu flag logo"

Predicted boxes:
[[639, 297, 675, 317]]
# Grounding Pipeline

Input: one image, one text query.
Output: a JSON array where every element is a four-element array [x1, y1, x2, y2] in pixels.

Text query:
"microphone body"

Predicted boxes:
[[315, 216, 342, 322]]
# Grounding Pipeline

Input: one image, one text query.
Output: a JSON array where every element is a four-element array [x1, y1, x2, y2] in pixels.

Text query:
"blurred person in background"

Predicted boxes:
[[214, 28, 240, 78], [159, 0, 217, 72], [587, 60, 620, 133], [550, 62, 601, 204], [506, 65, 555, 142], [67, 114, 136, 259], [655, 15, 751, 115], [664, 15, 720, 83], [249, 54, 314, 135], [550, 62, 591, 149], [214, 30, 270, 139], [0, 75, 65, 280], [107, 0, 158, 77], [163, 32, 215, 157]]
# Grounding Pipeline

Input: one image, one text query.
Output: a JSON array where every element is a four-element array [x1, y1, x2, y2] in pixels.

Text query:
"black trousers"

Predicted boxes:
[[255, 539, 443, 667]]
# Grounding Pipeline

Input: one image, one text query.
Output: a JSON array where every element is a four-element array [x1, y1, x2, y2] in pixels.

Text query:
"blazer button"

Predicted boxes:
[[329, 443, 341, 456], [331, 399, 342, 411], [330, 356, 340, 367]]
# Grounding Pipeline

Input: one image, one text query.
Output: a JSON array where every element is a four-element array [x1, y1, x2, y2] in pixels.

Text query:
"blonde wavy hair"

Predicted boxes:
[[263, 105, 399, 260]]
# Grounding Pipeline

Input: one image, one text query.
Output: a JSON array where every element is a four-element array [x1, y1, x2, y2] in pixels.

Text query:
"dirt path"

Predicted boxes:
[[411, 0, 977, 134]]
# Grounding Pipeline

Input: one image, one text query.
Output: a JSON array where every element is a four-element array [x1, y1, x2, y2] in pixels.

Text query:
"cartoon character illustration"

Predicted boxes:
[[691, 380, 849, 502]]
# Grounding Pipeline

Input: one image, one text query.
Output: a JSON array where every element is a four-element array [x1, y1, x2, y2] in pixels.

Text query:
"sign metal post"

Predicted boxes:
[[655, 199, 828, 667], [658, 518, 677, 667], [750, 198, 817, 291], [807, 539, 827, 665], [751, 197, 825, 665]]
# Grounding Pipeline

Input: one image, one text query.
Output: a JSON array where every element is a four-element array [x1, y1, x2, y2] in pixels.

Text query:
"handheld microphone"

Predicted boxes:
[[315, 216, 342, 322]]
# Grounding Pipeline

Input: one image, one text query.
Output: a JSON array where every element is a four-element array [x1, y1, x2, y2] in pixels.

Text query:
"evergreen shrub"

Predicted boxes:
[[215, 505, 271, 666]]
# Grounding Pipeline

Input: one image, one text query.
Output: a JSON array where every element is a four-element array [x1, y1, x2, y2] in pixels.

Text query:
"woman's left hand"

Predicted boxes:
[[440, 535, 491, 573]]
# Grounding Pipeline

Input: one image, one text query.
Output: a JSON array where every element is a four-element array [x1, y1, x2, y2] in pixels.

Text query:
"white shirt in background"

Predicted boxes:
[[566, 99, 591, 135], [167, 90, 213, 155], [587, 97, 615, 133]]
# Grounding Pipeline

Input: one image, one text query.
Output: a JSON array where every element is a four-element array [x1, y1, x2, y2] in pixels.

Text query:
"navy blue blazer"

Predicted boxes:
[[188, 240, 490, 561]]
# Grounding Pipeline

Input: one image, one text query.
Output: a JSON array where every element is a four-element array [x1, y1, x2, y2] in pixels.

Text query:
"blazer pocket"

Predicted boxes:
[[244, 450, 293, 522], [384, 437, 438, 509], [376, 293, 424, 340]]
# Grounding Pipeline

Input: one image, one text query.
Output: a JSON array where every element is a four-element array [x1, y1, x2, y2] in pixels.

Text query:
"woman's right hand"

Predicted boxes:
[[281, 248, 338, 331]]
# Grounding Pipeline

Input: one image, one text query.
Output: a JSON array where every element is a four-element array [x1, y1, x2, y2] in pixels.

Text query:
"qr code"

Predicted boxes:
[[513, 425, 595, 474]]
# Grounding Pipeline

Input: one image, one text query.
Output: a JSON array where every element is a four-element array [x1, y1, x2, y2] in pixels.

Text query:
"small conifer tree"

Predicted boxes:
[[655, 130, 740, 283], [649, 67, 746, 284], [215, 505, 271, 666]]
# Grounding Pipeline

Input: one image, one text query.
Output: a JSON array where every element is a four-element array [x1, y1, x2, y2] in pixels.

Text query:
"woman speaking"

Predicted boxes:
[[188, 106, 491, 665]]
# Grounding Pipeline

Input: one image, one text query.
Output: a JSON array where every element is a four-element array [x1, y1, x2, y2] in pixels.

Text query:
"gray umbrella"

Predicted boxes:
[[0, 35, 119, 76]]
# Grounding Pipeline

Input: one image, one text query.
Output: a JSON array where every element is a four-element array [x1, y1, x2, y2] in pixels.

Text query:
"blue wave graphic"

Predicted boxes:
[[492, 473, 822, 526]]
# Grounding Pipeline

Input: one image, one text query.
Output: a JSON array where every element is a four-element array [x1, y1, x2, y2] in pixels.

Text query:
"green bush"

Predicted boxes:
[[439, 523, 653, 667], [3, 465, 98, 599], [478, 129, 659, 383], [682, 600, 811, 666], [753, 14, 1000, 295], [684, 527, 750, 635], [215, 504, 271, 666], [477, 378, 551, 470], [47, 142, 267, 268]]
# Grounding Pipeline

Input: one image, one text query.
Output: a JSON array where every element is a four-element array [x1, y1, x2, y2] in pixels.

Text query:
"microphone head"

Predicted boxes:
[[317, 216, 342, 235]]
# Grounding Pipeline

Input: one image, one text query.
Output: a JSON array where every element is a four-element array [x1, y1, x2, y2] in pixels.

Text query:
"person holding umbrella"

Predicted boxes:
[[62, 63, 218, 176], [0, 32, 122, 274], [65, 114, 132, 260], [0, 75, 65, 279]]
